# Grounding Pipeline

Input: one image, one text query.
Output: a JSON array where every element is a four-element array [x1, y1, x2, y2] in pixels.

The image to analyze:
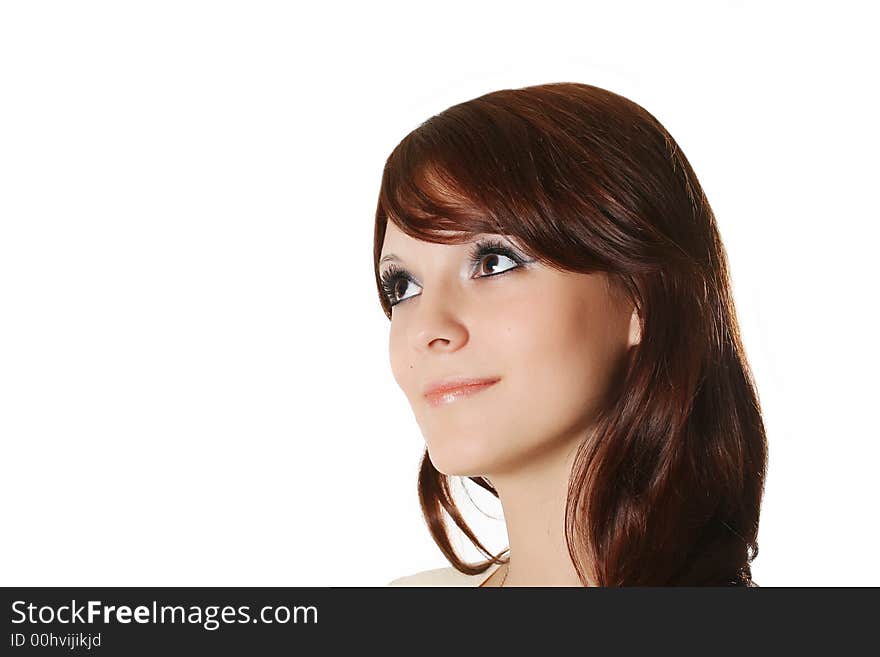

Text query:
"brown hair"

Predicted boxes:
[[373, 82, 768, 586]]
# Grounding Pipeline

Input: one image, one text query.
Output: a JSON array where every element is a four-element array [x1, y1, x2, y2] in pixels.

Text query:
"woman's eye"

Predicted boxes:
[[475, 252, 518, 277], [389, 278, 421, 305]]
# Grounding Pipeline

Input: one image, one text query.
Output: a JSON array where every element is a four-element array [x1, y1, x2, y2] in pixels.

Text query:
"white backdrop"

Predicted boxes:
[[1, 0, 876, 586]]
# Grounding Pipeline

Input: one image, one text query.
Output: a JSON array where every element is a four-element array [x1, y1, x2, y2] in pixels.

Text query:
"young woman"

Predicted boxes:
[[376, 82, 767, 587]]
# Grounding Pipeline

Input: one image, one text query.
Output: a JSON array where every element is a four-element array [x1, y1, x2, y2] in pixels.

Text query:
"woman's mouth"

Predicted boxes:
[[423, 377, 501, 408]]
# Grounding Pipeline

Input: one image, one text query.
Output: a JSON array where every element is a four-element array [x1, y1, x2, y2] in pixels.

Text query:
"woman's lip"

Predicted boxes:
[[423, 378, 500, 407]]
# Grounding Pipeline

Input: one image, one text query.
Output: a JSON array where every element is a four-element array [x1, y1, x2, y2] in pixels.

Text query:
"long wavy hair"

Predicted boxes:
[[372, 82, 768, 586]]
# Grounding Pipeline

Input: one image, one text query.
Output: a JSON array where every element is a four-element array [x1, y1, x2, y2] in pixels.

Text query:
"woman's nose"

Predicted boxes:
[[411, 286, 470, 352]]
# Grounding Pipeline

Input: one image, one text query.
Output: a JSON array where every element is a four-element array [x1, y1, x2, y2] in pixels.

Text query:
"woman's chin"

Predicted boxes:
[[425, 441, 504, 477]]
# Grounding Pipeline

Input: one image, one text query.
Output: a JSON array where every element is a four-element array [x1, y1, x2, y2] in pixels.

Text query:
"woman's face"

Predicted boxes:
[[379, 220, 641, 477]]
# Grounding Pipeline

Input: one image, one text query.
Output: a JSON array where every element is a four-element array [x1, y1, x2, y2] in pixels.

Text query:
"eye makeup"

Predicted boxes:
[[379, 237, 531, 309]]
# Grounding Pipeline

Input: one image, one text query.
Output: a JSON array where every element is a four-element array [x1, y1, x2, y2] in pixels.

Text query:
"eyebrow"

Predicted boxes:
[[378, 233, 515, 268]]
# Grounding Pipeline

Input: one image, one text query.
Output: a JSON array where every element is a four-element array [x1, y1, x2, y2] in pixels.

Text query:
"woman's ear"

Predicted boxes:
[[628, 306, 642, 348]]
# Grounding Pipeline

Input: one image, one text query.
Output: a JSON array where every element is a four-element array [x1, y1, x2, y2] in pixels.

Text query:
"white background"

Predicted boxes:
[[1, 1, 876, 586]]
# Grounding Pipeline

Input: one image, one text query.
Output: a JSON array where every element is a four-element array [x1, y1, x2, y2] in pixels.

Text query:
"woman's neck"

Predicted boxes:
[[485, 433, 593, 587]]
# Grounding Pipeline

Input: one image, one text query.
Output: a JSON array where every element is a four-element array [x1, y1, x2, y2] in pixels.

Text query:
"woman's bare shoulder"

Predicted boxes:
[[387, 564, 496, 587]]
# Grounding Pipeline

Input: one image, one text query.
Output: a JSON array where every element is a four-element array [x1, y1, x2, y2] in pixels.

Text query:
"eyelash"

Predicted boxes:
[[380, 238, 528, 309]]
